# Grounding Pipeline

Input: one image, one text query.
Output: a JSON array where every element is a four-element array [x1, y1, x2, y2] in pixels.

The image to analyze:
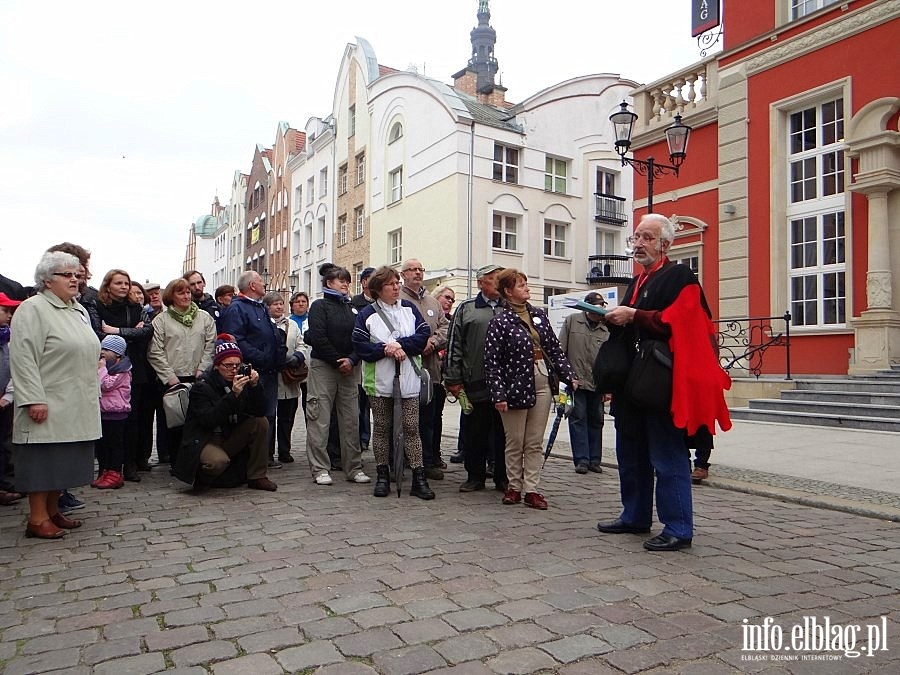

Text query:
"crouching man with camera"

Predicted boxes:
[[173, 336, 277, 492]]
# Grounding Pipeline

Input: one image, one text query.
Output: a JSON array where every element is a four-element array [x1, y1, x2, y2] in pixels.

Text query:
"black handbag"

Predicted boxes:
[[625, 339, 673, 413], [593, 330, 635, 395]]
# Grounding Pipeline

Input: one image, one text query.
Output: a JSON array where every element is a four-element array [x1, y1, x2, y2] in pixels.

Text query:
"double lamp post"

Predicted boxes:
[[609, 101, 692, 214]]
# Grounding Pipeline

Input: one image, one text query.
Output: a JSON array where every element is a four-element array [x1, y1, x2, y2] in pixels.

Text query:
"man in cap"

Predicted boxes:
[[400, 259, 449, 479], [444, 264, 508, 493], [174, 336, 277, 491], [559, 291, 610, 474]]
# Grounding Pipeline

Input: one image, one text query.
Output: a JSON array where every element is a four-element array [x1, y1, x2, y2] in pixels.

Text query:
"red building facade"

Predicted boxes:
[[627, 0, 899, 376]]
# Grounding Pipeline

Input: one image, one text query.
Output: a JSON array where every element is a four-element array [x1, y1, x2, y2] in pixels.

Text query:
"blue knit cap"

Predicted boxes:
[[100, 335, 127, 356]]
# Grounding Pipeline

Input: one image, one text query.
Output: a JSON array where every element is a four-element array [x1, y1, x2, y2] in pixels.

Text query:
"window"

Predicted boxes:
[[786, 96, 846, 327], [493, 144, 519, 183], [544, 157, 567, 193], [596, 169, 617, 196], [492, 213, 518, 251], [319, 168, 328, 197], [389, 122, 403, 143], [791, 0, 838, 20], [338, 164, 348, 195], [293, 186, 301, 212], [353, 263, 364, 294], [348, 105, 356, 137], [356, 152, 366, 185], [306, 177, 314, 205], [543, 221, 568, 257], [543, 287, 569, 306], [595, 229, 618, 255], [304, 220, 313, 251], [337, 215, 347, 246], [354, 206, 365, 239], [675, 254, 700, 276], [389, 167, 403, 204], [317, 215, 326, 245], [389, 229, 402, 264]]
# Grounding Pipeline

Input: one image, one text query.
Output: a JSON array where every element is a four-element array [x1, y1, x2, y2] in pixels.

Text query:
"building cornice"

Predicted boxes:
[[743, 0, 899, 75]]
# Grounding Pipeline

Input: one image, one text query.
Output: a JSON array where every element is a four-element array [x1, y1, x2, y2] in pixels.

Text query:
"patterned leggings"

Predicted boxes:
[[369, 396, 423, 469]]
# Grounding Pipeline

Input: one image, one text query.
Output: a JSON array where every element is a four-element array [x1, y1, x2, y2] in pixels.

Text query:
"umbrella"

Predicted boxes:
[[543, 390, 574, 467], [392, 359, 406, 497]]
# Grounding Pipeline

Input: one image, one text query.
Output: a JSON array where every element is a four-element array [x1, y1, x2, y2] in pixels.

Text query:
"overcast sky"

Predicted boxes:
[[0, 0, 718, 289]]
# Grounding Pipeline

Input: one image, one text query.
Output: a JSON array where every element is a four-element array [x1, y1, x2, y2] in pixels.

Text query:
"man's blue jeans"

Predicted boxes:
[[614, 410, 693, 539], [568, 389, 604, 466]]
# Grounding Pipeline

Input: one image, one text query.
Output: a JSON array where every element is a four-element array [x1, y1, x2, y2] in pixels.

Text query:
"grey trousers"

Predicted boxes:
[[305, 358, 363, 478]]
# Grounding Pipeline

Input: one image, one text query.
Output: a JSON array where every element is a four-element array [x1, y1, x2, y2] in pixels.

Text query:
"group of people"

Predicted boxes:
[[1, 214, 732, 551]]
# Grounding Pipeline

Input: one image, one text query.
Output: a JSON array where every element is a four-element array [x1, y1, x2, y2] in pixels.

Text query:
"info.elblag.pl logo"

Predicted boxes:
[[741, 616, 889, 661]]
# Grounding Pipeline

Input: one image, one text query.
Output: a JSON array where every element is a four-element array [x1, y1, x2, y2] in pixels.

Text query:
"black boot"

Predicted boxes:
[[410, 467, 435, 500], [373, 465, 390, 498]]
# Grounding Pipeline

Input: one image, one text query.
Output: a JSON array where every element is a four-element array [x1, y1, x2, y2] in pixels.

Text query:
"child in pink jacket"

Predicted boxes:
[[94, 335, 132, 489]]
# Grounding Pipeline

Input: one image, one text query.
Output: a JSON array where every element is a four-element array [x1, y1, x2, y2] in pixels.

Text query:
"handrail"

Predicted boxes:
[[713, 312, 792, 380]]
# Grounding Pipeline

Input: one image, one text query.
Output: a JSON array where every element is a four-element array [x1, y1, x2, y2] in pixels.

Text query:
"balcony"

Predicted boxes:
[[594, 193, 627, 225], [586, 254, 634, 285]]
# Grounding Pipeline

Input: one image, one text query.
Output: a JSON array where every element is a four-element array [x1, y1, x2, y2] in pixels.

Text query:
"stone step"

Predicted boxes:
[[782, 389, 900, 406], [795, 379, 900, 394], [748, 398, 900, 420], [729, 408, 900, 432]]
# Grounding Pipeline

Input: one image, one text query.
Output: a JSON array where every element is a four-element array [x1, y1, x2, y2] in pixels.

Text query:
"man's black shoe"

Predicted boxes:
[[459, 479, 485, 492], [596, 518, 651, 534], [449, 452, 464, 464], [643, 533, 692, 551], [494, 481, 509, 492]]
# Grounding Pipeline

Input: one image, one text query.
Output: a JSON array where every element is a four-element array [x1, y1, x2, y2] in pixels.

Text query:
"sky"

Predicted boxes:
[[0, 0, 720, 289]]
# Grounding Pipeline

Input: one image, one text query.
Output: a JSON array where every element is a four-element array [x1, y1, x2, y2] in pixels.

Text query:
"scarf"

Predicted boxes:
[[323, 288, 349, 303], [168, 302, 199, 327], [272, 315, 289, 332], [0, 325, 9, 346]]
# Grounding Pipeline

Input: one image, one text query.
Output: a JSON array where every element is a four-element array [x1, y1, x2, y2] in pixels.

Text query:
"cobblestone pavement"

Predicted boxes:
[[2, 437, 899, 675]]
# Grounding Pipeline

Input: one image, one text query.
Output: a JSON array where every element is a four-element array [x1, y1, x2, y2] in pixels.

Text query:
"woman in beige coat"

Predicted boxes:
[[11, 251, 101, 539], [147, 278, 216, 466]]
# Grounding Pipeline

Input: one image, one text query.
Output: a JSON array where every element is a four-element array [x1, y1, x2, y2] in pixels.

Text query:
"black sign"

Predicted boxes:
[[692, 0, 720, 37]]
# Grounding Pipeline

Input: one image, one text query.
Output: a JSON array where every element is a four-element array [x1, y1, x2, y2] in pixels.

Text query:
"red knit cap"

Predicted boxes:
[[213, 333, 242, 365]]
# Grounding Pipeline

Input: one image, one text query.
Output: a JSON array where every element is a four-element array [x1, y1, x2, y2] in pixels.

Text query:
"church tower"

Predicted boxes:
[[453, 0, 508, 106]]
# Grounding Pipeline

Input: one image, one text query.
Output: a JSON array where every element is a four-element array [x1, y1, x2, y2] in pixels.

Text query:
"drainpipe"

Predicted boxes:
[[467, 120, 475, 298]]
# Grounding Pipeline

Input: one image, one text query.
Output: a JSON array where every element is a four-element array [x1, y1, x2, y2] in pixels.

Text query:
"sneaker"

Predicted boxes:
[[58, 490, 85, 513], [575, 462, 589, 474], [314, 472, 333, 485], [588, 462, 603, 474], [268, 459, 283, 470], [348, 471, 371, 484], [691, 467, 709, 483], [91, 470, 109, 488], [524, 492, 548, 510]]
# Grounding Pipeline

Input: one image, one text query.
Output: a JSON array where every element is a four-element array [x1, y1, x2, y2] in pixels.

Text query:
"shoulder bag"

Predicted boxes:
[[372, 304, 433, 406], [624, 338, 673, 413], [162, 382, 193, 429]]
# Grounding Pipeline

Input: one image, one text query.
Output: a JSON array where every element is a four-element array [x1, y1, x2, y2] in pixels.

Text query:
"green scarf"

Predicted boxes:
[[168, 302, 199, 327]]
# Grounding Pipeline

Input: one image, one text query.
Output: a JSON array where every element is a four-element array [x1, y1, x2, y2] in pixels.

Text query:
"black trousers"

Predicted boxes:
[[276, 397, 299, 457], [97, 418, 127, 472], [463, 399, 506, 487]]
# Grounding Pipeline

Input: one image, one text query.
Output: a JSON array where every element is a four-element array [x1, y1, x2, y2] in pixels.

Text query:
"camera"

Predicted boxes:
[[238, 363, 251, 377]]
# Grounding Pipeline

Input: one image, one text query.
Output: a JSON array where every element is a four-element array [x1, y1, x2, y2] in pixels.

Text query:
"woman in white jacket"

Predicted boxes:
[[352, 267, 433, 499]]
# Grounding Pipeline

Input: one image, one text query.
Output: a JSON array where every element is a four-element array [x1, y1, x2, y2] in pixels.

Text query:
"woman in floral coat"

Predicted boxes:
[[484, 268, 577, 510]]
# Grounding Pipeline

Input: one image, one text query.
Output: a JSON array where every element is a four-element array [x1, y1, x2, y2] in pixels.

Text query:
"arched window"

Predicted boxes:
[[389, 121, 403, 143]]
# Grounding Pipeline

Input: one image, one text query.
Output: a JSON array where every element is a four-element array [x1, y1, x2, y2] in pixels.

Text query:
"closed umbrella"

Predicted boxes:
[[543, 390, 574, 467], [392, 360, 406, 497]]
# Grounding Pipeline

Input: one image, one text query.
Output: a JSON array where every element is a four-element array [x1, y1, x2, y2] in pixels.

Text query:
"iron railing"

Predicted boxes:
[[594, 193, 628, 225], [586, 254, 633, 285], [713, 312, 792, 380]]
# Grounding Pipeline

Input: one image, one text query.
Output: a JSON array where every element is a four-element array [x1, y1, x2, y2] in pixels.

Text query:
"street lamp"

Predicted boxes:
[[261, 267, 272, 286], [610, 101, 691, 214], [288, 272, 299, 293]]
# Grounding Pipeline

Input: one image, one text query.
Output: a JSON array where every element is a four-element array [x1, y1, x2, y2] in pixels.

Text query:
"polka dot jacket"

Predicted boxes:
[[484, 303, 576, 409]]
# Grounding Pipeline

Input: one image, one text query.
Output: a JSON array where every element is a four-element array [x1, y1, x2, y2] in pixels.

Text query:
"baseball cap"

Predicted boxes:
[[476, 264, 504, 279]]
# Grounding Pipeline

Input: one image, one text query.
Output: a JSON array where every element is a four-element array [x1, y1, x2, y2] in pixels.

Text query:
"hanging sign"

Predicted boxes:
[[692, 0, 720, 37]]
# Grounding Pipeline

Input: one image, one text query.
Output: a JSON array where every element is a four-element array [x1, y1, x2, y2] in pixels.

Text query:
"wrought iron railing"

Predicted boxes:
[[586, 254, 633, 285], [594, 193, 627, 225], [713, 312, 792, 380]]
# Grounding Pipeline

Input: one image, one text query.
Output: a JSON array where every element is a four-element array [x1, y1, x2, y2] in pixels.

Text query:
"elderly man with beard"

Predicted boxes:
[[597, 214, 731, 551]]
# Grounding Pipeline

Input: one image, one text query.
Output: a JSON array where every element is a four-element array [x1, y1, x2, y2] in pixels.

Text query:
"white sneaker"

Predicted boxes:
[[314, 472, 333, 485], [349, 471, 371, 484]]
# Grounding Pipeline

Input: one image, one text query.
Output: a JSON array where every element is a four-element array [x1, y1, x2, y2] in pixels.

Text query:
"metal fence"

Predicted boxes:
[[713, 312, 792, 380]]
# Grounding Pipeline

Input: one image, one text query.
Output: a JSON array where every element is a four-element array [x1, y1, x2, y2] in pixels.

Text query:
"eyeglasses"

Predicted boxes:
[[626, 233, 658, 246], [53, 272, 85, 280], [218, 362, 242, 370], [403, 267, 425, 273]]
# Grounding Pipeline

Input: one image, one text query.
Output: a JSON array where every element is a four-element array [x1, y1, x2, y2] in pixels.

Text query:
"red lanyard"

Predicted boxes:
[[628, 257, 668, 305]]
